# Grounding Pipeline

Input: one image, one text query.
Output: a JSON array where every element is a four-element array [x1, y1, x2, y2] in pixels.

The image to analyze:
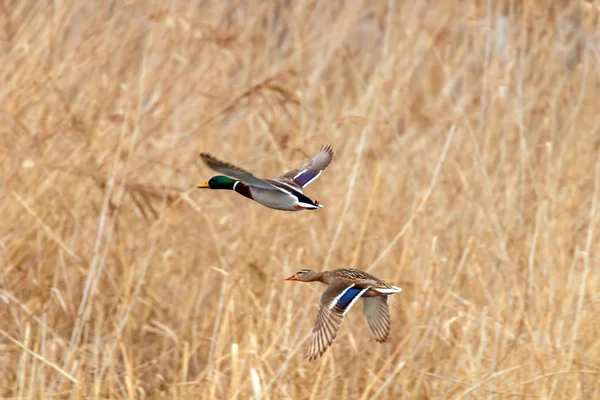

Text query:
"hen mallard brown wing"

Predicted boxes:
[[362, 296, 391, 343], [307, 277, 374, 361]]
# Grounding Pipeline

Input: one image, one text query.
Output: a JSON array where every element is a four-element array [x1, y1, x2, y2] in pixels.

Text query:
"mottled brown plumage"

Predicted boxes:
[[285, 268, 402, 361]]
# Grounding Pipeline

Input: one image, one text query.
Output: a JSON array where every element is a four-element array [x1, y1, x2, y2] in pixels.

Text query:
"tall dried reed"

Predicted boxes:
[[1, 0, 599, 398]]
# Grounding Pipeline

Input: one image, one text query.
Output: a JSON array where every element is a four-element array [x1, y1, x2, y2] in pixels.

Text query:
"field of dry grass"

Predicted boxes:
[[2, 0, 600, 398]]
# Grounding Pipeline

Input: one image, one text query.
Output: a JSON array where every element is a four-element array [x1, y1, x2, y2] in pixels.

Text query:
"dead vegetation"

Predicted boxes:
[[1, 0, 600, 398]]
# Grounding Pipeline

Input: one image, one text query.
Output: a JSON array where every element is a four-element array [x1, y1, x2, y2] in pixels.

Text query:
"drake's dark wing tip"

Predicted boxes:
[[199, 152, 215, 161], [321, 144, 334, 155]]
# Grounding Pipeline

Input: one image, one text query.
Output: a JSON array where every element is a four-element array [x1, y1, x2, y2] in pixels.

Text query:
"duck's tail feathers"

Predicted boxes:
[[376, 286, 402, 294], [295, 201, 322, 210]]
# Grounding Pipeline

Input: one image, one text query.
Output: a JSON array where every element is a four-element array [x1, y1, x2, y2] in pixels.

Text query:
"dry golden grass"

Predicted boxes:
[[2, 0, 600, 398]]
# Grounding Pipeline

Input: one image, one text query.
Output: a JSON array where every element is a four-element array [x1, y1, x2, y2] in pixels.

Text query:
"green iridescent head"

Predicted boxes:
[[196, 176, 237, 190]]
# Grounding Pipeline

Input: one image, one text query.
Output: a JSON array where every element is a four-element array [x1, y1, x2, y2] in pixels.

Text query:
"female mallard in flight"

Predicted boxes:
[[196, 145, 334, 211], [285, 268, 402, 361]]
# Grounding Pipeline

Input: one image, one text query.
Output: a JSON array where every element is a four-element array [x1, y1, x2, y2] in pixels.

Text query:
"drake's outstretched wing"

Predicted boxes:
[[277, 145, 334, 188], [199, 152, 280, 191]]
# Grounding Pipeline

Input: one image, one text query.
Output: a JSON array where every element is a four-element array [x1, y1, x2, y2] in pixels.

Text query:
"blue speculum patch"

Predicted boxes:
[[295, 170, 319, 187], [337, 287, 363, 309]]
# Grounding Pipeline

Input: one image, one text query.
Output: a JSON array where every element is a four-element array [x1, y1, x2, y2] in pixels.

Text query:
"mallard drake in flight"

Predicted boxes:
[[197, 145, 334, 211], [285, 268, 402, 361]]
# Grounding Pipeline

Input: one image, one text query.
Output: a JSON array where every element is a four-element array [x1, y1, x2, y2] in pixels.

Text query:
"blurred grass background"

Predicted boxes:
[[1, 0, 600, 398]]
